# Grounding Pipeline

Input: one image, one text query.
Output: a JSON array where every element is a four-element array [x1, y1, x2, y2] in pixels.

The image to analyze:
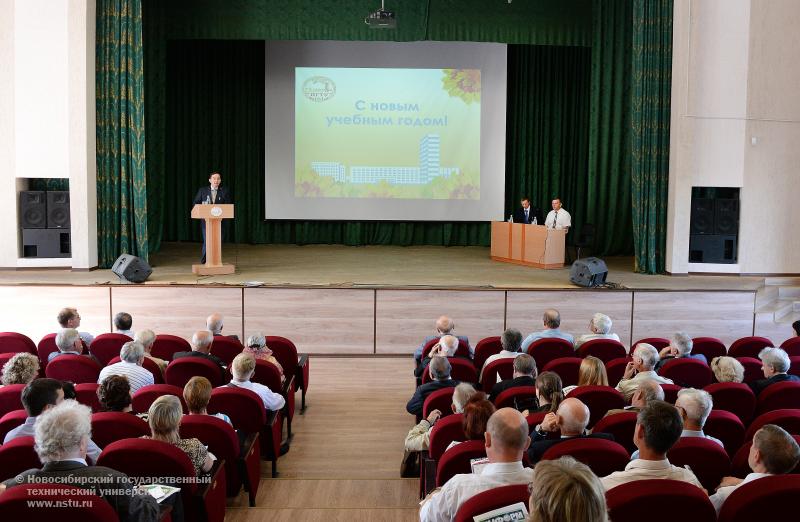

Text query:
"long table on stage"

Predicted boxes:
[[490, 221, 566, 269]]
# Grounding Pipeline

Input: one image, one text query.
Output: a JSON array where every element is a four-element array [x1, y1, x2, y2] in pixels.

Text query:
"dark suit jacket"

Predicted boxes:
[[527, 432, 615, 464], [173, 350, 227, 381], [513, 206, 543, 225], [414, 355, 472, 379], [490, 375, 537, 402], [654, 353, 707, 372], [2, 460, 159, 522], [193, 186, 232, 205], [749, 373, 800, 396], [406, 379, 459, 416]]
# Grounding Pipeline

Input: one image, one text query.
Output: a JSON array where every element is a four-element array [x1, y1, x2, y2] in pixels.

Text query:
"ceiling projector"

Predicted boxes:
[[365, 1, 396, 29]]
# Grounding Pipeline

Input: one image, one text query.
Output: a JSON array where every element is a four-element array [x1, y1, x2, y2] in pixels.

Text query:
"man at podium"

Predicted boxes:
[[193, 172, 232, 263], [512, 197, 542, 225]]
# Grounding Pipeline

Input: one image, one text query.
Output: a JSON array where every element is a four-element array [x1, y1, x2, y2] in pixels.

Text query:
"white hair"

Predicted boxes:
[[672, 332, 693, 356], [135, 329, 156, 350], [34, 400, 92, 463], [55, 328, 81, 352], [120, 341, 145, 364], [559, 399, 590, 434], [439, 335, 459, 356], [759, 347, 790, 373], [192, 330, 214, 351], [676, 388, 713, 426], [452, 383, 477, 413], [591, 313, 613, 334], [634, 343, 659, 370], [206, 314, 224, 335], [246, 332, 266, 348]]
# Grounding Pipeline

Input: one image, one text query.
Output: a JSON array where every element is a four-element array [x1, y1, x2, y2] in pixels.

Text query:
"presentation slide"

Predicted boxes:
[[265, 41, 506, 221]]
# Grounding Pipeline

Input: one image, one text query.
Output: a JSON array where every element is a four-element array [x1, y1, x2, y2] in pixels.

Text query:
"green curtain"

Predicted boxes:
[[631, 0, 672, 273], [29, 179, 70, 191], [96, 0, 148, 267]]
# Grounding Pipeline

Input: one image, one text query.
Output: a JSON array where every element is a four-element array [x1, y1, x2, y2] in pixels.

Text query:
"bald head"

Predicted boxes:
[[206, 313, 224, 335], [192, 330, 213, 353], [632, 379, 665, 408], [486, 408, 529, 457], [557, 398, 590, 435], [543, 309, 561, 329], [435, 316, 454, 334]]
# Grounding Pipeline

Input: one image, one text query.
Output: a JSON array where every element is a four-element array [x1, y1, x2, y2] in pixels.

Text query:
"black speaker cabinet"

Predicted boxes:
[[570, 257, 608, 287], [111, 254, 153, 283], [714, 199, 739, 235], [22, 229, 71, 258], [690, 198, 715, 235], [689, 235, 737, 264], [19, 191, 46, 228], [47, 191, 70, 228]]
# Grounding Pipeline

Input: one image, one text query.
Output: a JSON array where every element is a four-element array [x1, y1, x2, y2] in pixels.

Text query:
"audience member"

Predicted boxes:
[[413, 315, 472, 363], [480, 328, 524, 378], [447, 393, 496, 452], [406, 357, 459, 417], [244, 332, 285, 380], [749, 347, 800, 396], [528, 457, 608, 522], [414, 335, 468, 379], [113, 311, 134, 337], [207, 312, 239, 341], [145, 395, 215, 476], [97, 375, 135, 413], [604, 379, 664, 417], [563, 356, 608, 395], [135, 329, 167, 374], [528, 398, 613, 463], [419, 408, 534, 522], [574, 313, 620, 349], [183, 376, 232, 425], [228, 353, 286, 411], [56, 307, 94, 345], [0, 400, 159, 522], [1, 352, 39, 386], [48, 328, 98, 363], [3, 378, 102, 463], [173, 330, 227, 381], [710, 356, 745, 384], [489, 353, 538, 403], [710, 424, 800, 513], [97, 341, 154, 394], [615, 344, 674, 401], [521, 309, 574, 352], [655, 332, 706, 371], [600, 401, 702, 491], [404, 383, 477, 452], [793, 320, 800, 338], [531, 371, 564, 414]]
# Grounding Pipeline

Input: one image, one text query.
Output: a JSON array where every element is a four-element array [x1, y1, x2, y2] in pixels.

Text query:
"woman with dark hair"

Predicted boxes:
[[793, 320, 800, 337], [97, 375, 148, 420], [533, 371, 564, 413]]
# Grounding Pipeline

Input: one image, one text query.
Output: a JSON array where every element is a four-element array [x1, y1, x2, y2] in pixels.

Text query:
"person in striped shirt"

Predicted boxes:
[[98, 341, 154, 394]]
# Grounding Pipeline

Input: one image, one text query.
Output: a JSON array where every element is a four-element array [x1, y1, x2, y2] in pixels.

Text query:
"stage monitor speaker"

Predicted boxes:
[[690, 198, 715, 235], [570, 257, 608, 288], [714, 199, 739, 235], [19, 191, 46, 229], [111, 254, 152, 283], [689, 234, 737, 264], [46, 191, 70, 228], [22, 228, 71, 258]]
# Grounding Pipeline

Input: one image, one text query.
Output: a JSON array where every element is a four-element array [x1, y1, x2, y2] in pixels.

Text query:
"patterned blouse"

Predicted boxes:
[[142, 436, 209, 476]]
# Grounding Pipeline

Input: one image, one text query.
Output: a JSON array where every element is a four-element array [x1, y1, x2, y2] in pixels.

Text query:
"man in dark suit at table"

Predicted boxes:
[[512, 197, 542, 225], [193, 172, 232, 264], [527, 397, 614, 464]]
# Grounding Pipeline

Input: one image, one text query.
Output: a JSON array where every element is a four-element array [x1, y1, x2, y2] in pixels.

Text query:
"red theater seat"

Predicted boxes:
[[526, 338, 574, 370], [744, 409, 800, 441], [165, 357, 224, 388], [0, 436, 40, 482], [454, 484, 530, 522], [566, 385, 625, 429], [479, 358, 515, 393], [541, 437, 629, 476], [0, 383, 25, 418], [493, 386, 537, 410], [90, 412, 150, 448], [659, 358, 712, 388], [781, 336, 800, 356], [704, 382, 756, 424], [436, 439, 486, 488], [705, 409, 746, 456], [736, 357, 763, 384], [74, 382, 102, 412], [592, 411, 638, 455], [132, 384, 187, 414], [210, 336, 244, 367], [0, 332, 37, 355], [45, 354, 101, 384], [691, 337, 727, 364], [422, 358, 477, 385], [605, 357, 631, 387], [0, 409, 28, 442], [728, 336, 773, 359], [266, 335, 309, 412], [718, 475, 800, 522], [667, 436, 731, 492], [151, 334, 191, 361], [577, 338, 626, 364], [423, 387, 456, 420], [633, 337, 670, 350], [0, 483, 118, 521], [473, 336, 502, 373], [541, 357, 582, 386], [755, 380, 800, 415], [89, 333, 132, 367], [606, 479, 716, 522], [660, 384, 682, 404]]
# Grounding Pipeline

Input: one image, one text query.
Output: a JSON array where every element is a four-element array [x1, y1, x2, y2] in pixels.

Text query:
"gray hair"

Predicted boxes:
[[676, 388, 713, 426], [514, 354, 537, 377], [558, 398, 590, 434], [135, 329, 156, 350], [439, 335, 459, 356], [147, 395, 183, 443], [1, 353, 40, 386], [671, 332, 693, 356], [246, 332, 266, 348], [206, 313, 224, 335], [192, 330, 214, 352], [637, 379, 665, 403], [543, 309, 561, 329], [591, 313, 613, 335], [759, 347, 790, 373], [710, 356, 745, 383], [634, 343, 659, 370], [429, 356, 451, 380], [120, 341, 145, 364], [452, 383, 477, 413], [34, 400, 92, 463], [501, 328, 523, 353], [55, 328, 81, 352]]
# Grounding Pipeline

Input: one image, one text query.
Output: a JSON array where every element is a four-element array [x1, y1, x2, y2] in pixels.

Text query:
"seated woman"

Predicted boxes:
[[445, 393, 496, 452], [528, 371, 564, 414], [183, 376, 232, 425], [145, 395, 215, 476], [1, 352, 39, 387], [98, 374, 148, 420], [244, 333, 284, 381], [563, 356, 609, 395], [404, 383, 476, 452], [710, 356, 745, 383]]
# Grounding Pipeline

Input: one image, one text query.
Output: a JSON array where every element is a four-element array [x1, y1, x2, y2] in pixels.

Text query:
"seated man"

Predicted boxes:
[[98, 341, 155, 394], [207, 312, 239, 341], [710, 424, 800, 513], [419, 408, 534, 522], [4, 378, 102, 463], [0, 400, 159, 522], [404, 383, 477, 452], [749, 347, 800, 396], [528, 397, 613, 464], [604, 378, 664, 417], [414, 315, 471, 364], [480, 328, 524, 379], [655, 332, 706, 371], [415, 335, 469, 379], [113, 311, 135, 337], [490, 353, 538, 403], [574, 313, 620, 349], [227, 352, 286, 412], [616, 343, 674, 402], [528, 457, 607, 522], [406, 357, 459, 417], [48, 328, 98, 364], [135, 329, 167, 374], [600, 401, 702, 491], [56, 307, 94, 346], [173, 330, 227, 382], [521, 309, 574, 352]]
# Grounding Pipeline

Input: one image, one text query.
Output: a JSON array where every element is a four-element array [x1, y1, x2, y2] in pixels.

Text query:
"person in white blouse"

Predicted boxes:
[[228, 352, 286, 412], [544, 198, 571, 231], [419, 408, 534, 522]]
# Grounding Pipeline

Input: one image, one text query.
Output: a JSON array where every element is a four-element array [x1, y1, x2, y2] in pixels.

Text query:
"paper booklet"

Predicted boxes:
[[472, 501, 529, 522], [140, 484, 181, 503]]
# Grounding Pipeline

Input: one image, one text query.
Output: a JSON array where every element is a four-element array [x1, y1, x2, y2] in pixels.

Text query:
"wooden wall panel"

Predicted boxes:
[[244, 288, 374, 355], [505, 291, 634, 349], [631, 291, 755, 346], [0, 286, 111, 343], [375, 290, 506, 354], [111, 287, 243, 342]]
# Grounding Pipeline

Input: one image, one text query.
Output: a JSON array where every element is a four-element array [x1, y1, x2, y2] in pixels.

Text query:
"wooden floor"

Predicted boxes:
[[225, 357, 421, 521]]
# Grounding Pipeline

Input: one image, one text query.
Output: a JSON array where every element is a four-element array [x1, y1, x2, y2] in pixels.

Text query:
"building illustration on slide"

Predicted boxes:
[[311, 134, 460, 185]]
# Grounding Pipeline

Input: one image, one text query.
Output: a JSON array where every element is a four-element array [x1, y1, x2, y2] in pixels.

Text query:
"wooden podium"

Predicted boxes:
[[191, 204, 235, 275], [490, 222, 566, 269]]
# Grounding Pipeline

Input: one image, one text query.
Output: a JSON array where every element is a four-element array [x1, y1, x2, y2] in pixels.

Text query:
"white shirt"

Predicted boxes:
[[228, 380, 286, 411], [616, 370, 674, 401], [480, 351, 523, 380], [545, 209, 571, 230], [98, 361, 154, 394], [574, 332, 621, 349], [419, 461, 534, 522], [681, 429, 724, 448], [114, 329, 134, 338], [601, 458, 703, 491], [709, 472, 771, 513]]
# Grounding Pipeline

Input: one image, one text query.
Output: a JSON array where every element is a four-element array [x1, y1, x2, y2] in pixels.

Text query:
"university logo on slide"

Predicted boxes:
[[302, 76, 336, 102]]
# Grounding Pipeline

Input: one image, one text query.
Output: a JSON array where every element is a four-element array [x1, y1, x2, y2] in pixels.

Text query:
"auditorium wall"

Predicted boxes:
[[667, 0, 800, 274]]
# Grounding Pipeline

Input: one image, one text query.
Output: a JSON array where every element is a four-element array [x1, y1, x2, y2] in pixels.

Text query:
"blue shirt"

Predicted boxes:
[[521, 329, 574, 352]]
